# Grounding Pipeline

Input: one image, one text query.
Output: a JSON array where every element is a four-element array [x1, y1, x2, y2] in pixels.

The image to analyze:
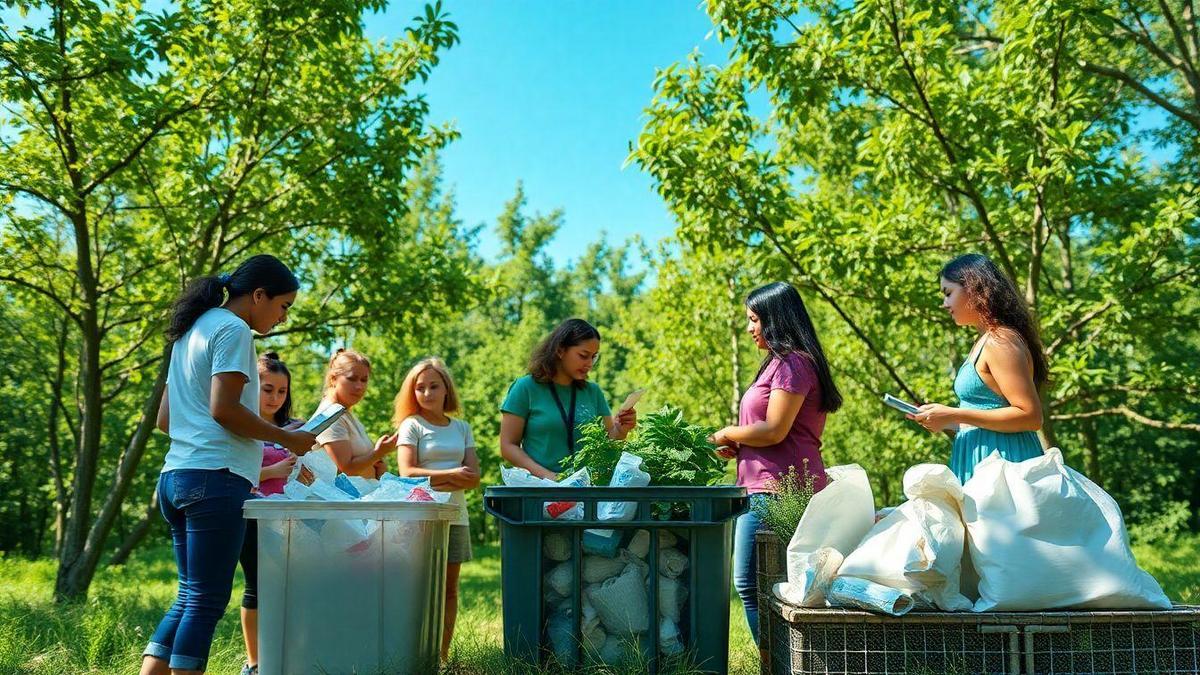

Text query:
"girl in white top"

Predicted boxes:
[[393, 357, 480, 661], [315, 349, 397, 479]]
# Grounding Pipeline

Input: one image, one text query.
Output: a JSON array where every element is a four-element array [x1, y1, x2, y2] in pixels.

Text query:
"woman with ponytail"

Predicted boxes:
[[710, 281, 842, 645], [908, 253, 1046, 482], [142, 255, 317, 675]]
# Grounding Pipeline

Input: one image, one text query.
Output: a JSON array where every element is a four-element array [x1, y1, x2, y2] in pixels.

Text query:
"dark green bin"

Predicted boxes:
[[484, 485, 748, 673]]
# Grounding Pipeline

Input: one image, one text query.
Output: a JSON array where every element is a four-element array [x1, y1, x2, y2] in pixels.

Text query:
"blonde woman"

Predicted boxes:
[[393, 357, 480, 660], [315, 349, 397, 478]]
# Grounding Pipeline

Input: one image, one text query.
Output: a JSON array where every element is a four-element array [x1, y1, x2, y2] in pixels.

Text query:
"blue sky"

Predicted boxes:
[[372, 1, 725, 263]]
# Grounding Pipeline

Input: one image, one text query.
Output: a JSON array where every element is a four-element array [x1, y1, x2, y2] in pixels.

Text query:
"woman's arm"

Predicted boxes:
[[157, 389, 169, 433], [323, 433, 397, 476], [210, 373, 316, 455], [714, 389, 806, 447], [913, 335, 1042, 433], [261, 454, 297, 481], [499, 413, 557, 479]]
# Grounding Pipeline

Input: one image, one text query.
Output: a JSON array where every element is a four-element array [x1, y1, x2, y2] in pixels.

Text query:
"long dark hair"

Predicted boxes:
[[529, 318, 601, 388], [259, 351, 293, 427], [940, 253, 1048, 386], [165, 254, 299, 342], [746, 282, 843, 412]]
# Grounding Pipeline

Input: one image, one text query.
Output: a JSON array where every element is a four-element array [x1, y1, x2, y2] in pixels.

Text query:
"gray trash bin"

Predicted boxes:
[[245, 499, 459, 675]]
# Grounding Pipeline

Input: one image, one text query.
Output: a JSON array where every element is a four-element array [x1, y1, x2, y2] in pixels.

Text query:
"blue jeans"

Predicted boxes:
[[144, 469, 251, 671], [733, 493, 768, 644]]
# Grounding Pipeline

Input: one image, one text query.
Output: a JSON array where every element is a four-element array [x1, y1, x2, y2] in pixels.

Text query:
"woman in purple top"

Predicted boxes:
[[711, 282, 842, 645]]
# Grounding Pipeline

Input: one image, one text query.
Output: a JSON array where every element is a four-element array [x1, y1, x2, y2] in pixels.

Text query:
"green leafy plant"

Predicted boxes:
[[629, 407, 725, 487], [752, 462, 816, 543], [563, 406, 726, 488], [563, 418, 625, 485]]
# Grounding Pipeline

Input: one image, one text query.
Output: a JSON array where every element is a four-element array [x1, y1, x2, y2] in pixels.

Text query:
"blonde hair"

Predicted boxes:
[[392, 357, 460, 427], [324, 348, 371, 395]]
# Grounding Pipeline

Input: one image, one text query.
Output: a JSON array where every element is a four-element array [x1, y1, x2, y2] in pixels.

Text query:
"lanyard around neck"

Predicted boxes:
[[547, 382, 577, 457]]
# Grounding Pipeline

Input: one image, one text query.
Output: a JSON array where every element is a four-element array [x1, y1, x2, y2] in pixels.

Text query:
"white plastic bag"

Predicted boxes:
[[838, 464, 972, 611], [772, 546, 842, 609], [962, 448, 1171, 611], [657, 547, 689, 579], [501, 466, 592, 520], [598, 452, 651, 521], [775, 464, 875, 607]]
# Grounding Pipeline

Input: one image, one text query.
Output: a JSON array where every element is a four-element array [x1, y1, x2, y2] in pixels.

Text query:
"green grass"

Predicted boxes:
[[1, 535, 1195, 675], [0, 542, 759, 675]]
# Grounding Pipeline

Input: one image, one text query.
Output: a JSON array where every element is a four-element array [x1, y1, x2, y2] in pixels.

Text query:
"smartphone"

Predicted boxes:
[[619, 388, 646, 412], [299, 403, 346, 435], [882, 393, 920, 416]]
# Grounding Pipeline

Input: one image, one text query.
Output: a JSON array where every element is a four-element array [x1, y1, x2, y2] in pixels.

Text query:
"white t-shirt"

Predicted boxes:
[[161, 308, 261, 485], [315, 403, 375, 478], [397, 415, 475, 526]]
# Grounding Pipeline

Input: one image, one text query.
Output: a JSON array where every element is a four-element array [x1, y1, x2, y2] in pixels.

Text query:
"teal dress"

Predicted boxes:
[[949, 339, 1043, 483]]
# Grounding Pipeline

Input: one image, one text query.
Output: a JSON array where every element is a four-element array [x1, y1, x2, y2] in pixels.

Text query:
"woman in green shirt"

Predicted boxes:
[[500, 319, 637, 479]]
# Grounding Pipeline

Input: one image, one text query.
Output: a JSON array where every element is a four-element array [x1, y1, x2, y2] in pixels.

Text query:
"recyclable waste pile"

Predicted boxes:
[[772, 450, 1172, 616], [259, 450, 454, 554], [501, 453, 692, 666]]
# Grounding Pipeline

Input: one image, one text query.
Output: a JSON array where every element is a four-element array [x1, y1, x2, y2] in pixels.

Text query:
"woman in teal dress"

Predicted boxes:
[[909, 253, 1047, 483]]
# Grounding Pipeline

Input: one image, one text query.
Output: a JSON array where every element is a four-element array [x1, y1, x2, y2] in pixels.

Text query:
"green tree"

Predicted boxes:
[[632, 0, 1199, 517], [1, 0, 465, 599]]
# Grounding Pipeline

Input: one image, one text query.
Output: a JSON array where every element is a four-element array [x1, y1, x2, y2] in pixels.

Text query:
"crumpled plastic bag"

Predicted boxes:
[[501, 466, 592, 519], [827, 576, 915, 616], [963, 448, 1172, 611], [838, 464, 972, 611], [772, 547, 842, 609], [587, 564, 649, 634], [775, 464, 875, 607], [289, 450, 338, 486], [584, 453, 653, 557], [598, 452, 651, 521]]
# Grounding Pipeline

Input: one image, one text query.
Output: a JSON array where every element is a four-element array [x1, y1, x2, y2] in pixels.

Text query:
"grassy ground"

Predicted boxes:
[[1, 536, 1195, 675]]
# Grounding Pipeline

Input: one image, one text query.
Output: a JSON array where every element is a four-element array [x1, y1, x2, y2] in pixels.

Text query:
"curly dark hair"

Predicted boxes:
[[528, 318, 600, 388], [941, 253, 1048, 386]]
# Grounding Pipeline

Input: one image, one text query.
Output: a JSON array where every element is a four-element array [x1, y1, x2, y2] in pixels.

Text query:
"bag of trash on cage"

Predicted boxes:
[[774, 464, 874, 607], [838, 464, 973, 611], [962, 448, 1171, 611], [544, 532, 572, 561]]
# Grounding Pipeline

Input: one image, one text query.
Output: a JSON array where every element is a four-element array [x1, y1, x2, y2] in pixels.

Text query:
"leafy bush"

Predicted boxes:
[[563, 406, 726, 487], [751, 462, 816, 542]]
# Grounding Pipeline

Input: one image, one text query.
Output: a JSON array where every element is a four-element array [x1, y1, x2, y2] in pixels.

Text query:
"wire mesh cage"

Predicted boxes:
[[763, 595, 1200, 675], [756, 530, 1200, 674]]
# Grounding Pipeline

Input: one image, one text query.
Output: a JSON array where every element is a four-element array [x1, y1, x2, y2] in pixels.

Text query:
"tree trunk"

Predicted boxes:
[[57, 350, 170, 599], [110, 490, 160, 566], [55, 202, 103, 602]]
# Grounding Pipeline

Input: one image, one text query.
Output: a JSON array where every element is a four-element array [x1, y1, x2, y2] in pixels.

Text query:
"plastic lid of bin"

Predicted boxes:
[[244, 499, 460, 521]]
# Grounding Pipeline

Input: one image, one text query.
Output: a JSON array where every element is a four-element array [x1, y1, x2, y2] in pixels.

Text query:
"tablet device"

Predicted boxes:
[[883, 393, 920, 416], [299, 403, 346, 435], [619, 388, 646, 412]]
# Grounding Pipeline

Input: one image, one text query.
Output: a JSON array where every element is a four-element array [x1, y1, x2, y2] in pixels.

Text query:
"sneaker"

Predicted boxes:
[[240, 664, 258, 675]]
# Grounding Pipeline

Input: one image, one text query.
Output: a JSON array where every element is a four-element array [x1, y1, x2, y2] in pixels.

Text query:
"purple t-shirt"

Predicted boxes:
[[737, 353, 828, 493]]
